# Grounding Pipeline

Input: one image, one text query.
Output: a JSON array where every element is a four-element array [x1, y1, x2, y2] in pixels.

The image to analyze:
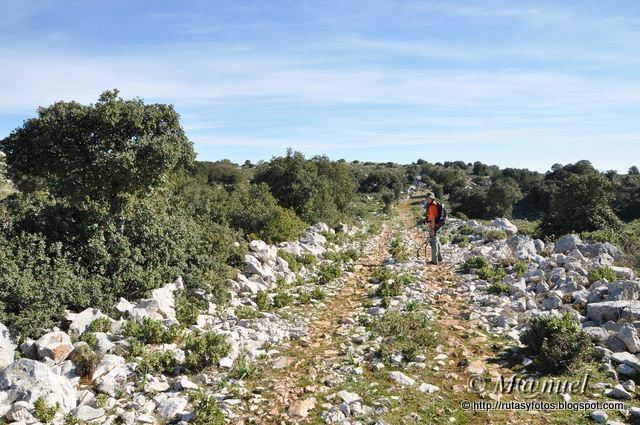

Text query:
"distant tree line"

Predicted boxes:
[[412, 159, 640, 238]]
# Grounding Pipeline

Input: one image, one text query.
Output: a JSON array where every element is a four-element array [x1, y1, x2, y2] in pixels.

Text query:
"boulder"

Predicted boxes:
[[583, 326, 610, 343], [156, 396, 188, 421], [67, 308, 110, 337], [115, 298, 134, 317], [0, 358, 77, 416], [610, 352, 640, 371], [586, 300, 640, 323], [74, 405, 105, 422], [610, 266, 635, 280], [607, 281, 640, 301], [578, 242, 623, 261], [388, 371, 415, 386], [35, 331, 74, 363], [288, 397, 316, 418], [554, 234, 582, 254], [0, 322, 16, 369], [616, 324, 640, 353], [489, 218, 518, 236], [148, 278, 184, 319]]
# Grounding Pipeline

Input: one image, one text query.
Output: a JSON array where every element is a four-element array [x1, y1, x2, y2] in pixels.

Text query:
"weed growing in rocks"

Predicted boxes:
[[272, 291, 293, 308], [227, 355, 257, 380], [137, 350, 178, 376], [482, 229, 508, 241], [513, 260, 528, 276], [389, 235, 408, 261], [462, 256, 490, 272]]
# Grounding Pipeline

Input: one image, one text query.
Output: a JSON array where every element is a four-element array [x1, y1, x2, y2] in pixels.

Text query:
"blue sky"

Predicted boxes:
[[1, 0, 639, 172]]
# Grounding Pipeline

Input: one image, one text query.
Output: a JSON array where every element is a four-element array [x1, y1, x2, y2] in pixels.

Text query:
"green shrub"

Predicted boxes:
[[458, 225, 474, 235], [462, 256, 490, 272], [369, 310, 434, 365], [137, 350, 177, 376], [311, 287, 326, 300], [482, 229, 508, 241], [87, 317, 112, 334], [520, 314, 593, 373], [277, 250, 300, 272], [272, 291, 293, 308], [253, 291, 270, 311], [588, 266, 617, 284], [227, 355, 256, 380], [370, 267, 394, 283], [389, 235, 408, 262], [190, 391, 225, 425], [300, 253, 317, 267], [316, 263, 342, 284], [511, 219, 540, 237], [235, 305, 260, 319], [457, 239, 470, 248], [175, 290, 208, 327], [487, 282, 510, 295], [297, 290, 312, 304], [404, 301, 418, 311], [514, 261, 528, 276], [183, 332, 231, 372], [122, 317, 184, 345], [375, 278, 404, 298], [451, 234, 468, 245], [34, 396, 59, 423]]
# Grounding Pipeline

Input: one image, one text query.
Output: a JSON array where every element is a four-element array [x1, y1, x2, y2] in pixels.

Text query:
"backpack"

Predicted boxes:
[[426, 201, 447, 228], [435, 201, 447, 227]]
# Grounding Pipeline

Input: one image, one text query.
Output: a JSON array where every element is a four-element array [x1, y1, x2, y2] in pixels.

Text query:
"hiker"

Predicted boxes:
[[425, 192, 444, 265]]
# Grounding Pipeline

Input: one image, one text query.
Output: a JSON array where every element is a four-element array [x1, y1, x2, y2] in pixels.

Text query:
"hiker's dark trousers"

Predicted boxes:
[[430, 234, 441, 263]]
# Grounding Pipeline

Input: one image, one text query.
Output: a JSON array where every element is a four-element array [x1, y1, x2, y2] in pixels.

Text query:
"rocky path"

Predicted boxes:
[[226, 197, 631, 425]]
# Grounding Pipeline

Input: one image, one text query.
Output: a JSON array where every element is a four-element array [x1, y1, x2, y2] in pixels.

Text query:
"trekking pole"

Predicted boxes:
[[416, 239, 428, 258]]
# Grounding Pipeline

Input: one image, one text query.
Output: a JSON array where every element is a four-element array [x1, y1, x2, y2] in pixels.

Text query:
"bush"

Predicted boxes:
[[34, 396, 59, 423], [272, 291, 293, 308], [462, 256, 490, 272], [87, 317, 112, 334], [487, 282, 510, 295], [369, 310, 434, 365], [316, 263, 342, 284], [183, 332, 231, 372], [458, 225, 474, 235], [374, 278, 404, 298], [513, 261, 528, 276], [235, 305, 260, 319], [278, 250, 300, 272], [389, 235, 408, 262], [588, 267, 617, 284], [482, 229, 508, 241], [137, 350, 178, 376], [122, 318, 184, 345], [253, 291, 270, 311], [190, 391, 225, 425], [175, 290, 208, 327], [520, 314, 593, 373]]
